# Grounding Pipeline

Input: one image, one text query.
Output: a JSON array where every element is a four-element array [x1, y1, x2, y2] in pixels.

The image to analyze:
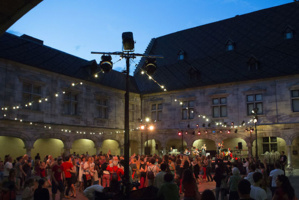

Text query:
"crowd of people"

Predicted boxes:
[[0, 150, 297, 200]]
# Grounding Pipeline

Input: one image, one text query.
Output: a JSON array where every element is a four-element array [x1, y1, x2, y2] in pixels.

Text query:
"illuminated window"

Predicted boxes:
[[262, 137, 277, 153]]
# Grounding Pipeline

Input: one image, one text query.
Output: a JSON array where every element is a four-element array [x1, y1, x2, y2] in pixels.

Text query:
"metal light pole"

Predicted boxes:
[[91, 32, 162, 198], [252, 107, 259, 160]]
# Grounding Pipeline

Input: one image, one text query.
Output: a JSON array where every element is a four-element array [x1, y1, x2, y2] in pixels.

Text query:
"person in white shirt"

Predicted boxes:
[[250, 172, 267, 200], [269, 161, 284, 197], [3, 156, 13, 177]]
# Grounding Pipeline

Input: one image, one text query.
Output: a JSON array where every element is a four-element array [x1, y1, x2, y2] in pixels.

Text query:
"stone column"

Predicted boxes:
[[24, 140, 35, 157], [286, 145, 292, 169], [247, 142, 253, 159], [95, 141, 103, 155], [63, 141, 73, 156]]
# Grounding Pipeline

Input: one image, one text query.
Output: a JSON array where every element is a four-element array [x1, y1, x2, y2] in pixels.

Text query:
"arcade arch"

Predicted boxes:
[[130, 140, 138, 155], [144, 139, 161, 155], [252, 136, 286, 160], [167, 139, 187, 154], [192, 138, 216, 156], [101, 139, 120, 156], [0, 136, 26, 159], [32, 138, 64, 159], [222, 138, 247, 158], [71, 139, 96, 156]]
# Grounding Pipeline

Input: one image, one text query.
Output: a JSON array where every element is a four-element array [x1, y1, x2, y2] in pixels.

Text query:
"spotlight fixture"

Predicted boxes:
[[202, 123, 205, 127], [231, 122, 234, 126], [242, 121, 245, 126], [208, 123, 211, 127], [100, 54, 113, 73], [197, 131, 201, 135], [227, 130, 231, 134], [144, 58, 157, 75], [178, 131, 182, 136], [235, 129, 238, 133]]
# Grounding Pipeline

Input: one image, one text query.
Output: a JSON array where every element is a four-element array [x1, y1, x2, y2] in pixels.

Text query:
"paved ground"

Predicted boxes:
[[15, 169, 299, 200]]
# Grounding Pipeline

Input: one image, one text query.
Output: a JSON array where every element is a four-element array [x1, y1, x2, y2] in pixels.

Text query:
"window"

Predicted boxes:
[[262, 137, 277, 153], [212, 97, 227, 118], [63, 92, 78, 115], [22, 82, 42, 111], [97, 99, 108, 119], [182, 100, 194, 120], [129, 104, 135, 122], [284, 27, 294, 39], [291, 90, 299, 112], [226, 40, 235, 51], [151, 103, 163, 121], [247, 56, 259, 71], [247, 94, 263, 115], [178, 50, 185, 60]]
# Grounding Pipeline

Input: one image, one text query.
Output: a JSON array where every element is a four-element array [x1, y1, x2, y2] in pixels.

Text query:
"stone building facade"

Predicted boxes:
[[1, 2, 299, 168]]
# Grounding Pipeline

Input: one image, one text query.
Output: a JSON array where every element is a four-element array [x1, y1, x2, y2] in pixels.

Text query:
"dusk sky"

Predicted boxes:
[[8, 0, 292, 74]]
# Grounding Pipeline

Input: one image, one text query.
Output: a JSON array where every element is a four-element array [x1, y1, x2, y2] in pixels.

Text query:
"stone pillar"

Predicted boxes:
[[247, 142, 253, 159], [63, 141, 73, 156], [26, 147, 32, 157], [162, 146, 167, 156], [286, 145, 292, 169], [24, 140, 35, 157], [95, 141, 103, 155]]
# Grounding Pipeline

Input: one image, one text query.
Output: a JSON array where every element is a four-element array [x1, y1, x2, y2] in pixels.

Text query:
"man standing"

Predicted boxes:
[[61, 156, 73, 198], [51, 157, 65, 200], [250, 172, 267, 200], [279, 151, 287, 175]]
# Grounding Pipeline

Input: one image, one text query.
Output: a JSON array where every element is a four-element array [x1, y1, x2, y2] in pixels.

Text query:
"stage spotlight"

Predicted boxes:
[[144, 58, 157, 75], [100, 55, 113, 73], [122, 32, 134, 51]]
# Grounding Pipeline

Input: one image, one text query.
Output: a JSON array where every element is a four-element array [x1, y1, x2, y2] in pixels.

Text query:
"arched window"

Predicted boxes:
[[178, 50, 185, 60], [284, 26, 294, 39], [247, 56, 259, 71], [225, 40, 235, 51]]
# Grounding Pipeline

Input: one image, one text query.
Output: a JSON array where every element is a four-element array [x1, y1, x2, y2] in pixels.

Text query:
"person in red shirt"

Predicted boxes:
[[106, 156, 124, 181], [51, 157, 65, 200], [61, 156, 73, 198]]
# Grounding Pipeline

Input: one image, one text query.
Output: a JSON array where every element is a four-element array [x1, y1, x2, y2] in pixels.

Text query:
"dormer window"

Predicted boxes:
[[284, 26, 294, 39], [178, 50, 185, 60], [188, 67, 201, 81], [247, 56, 259, 71], [225, 40, 235, 51]]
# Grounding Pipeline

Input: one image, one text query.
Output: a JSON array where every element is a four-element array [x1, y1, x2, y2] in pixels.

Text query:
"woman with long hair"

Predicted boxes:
[[272, 174, 296, 200], [182, 169, 198, 200]]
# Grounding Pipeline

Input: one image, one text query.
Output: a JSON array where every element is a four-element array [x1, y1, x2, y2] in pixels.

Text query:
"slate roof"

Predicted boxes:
[[134, 2, 299, 94], [0, 32, 139, 93]]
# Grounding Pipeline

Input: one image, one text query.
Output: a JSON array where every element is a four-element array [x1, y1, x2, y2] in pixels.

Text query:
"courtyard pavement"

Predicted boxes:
[[15, 168, 299, 200]]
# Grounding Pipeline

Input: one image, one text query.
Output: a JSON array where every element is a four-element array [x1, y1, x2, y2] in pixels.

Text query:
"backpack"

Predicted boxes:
[[147, 166, 155, 180], [111, 168, 118, 180]]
